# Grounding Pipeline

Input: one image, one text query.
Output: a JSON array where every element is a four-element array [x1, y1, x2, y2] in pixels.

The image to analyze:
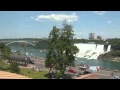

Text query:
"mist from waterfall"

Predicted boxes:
[[74, 43, 111, 59]]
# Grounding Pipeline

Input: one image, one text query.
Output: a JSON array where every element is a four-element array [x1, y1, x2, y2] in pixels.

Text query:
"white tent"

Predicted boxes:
[[89, 66, 100, 72]]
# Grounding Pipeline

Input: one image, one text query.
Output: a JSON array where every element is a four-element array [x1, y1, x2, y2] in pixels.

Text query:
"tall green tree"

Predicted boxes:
[[45, 20, 79, 78], [0, 43, 11, 59], [56, 20, 79, 78], [2, 47, 11, 59], [45, 26, 60, 74]]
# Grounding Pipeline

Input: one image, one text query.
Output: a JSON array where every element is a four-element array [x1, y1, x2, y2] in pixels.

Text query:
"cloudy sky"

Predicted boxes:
[[0, 11, 120, 39]]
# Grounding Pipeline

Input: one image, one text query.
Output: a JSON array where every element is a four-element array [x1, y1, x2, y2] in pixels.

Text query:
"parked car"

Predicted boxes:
[[68, 69, 77, 73]]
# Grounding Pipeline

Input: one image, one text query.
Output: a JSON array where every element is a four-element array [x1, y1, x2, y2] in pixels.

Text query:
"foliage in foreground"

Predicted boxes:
[[9, 61, 20, 74], [45, 20, 79, 78], [0, 43, 11, 59], [0, 59, 9, 71]]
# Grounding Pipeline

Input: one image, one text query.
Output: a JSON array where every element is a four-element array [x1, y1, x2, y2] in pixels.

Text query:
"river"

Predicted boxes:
[[7, 45, 120, 70]]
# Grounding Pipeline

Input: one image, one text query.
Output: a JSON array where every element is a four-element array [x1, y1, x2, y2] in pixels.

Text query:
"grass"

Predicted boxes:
[[0, 59, 49, 79], [0, 60, 69, 79], [20, 68, 49, 79]]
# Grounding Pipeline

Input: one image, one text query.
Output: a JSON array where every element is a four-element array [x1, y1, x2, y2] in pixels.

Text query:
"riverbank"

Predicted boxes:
[[98, 55, 120, 62], [110, 57, 120, 62], [30, 57, 120, 72], [2, 57, 120, 79], [98, 50, 120, 62], [98, 56, 120, 62]]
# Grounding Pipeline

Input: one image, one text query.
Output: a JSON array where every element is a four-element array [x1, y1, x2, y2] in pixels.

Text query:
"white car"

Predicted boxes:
[[114, 76, 120, 79]]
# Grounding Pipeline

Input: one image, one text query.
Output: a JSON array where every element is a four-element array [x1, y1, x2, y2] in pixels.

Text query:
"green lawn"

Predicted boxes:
[[0, 59, 49, 79], [20, 68, 49, 79]]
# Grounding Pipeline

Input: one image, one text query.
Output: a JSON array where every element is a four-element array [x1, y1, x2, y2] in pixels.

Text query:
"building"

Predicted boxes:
[[97, 35, 102, 40], [8, 54, 34, 66], [89, 33, 95, 40]]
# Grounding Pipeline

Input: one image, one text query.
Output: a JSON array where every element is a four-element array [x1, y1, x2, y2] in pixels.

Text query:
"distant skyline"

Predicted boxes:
[[0, 11, 120, 39]]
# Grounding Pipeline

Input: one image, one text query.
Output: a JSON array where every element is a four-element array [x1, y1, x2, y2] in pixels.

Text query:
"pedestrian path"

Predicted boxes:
[[0, 71, 31, 79]]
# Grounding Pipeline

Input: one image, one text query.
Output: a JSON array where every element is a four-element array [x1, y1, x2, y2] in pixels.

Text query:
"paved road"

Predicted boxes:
[[94, 70, 120, 79], [29, 58, 120, 79]]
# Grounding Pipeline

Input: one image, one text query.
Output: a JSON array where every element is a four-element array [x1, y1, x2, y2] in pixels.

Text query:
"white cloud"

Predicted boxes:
[[107, 20, 111, 24], [93, 11, 106, 15], [31, 12, 79, 22]]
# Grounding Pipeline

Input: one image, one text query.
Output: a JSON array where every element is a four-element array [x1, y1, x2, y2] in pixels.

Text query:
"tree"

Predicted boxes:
[[56, 20, 79, 78], [2, 47, 11, 59], [45, 20, 79, 78], [0, 43, 11, 59], [10, 61, 20, 74], [45, 26, 60, 75]]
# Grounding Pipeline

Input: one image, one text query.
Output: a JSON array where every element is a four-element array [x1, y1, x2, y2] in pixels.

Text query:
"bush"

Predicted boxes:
[[10, 61, 20, 74], [111, 50, 120, 57], [0, 59, 9, 71]]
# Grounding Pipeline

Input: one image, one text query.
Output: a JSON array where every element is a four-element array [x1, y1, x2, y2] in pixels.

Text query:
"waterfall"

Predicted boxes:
[[74, 43, 111, 60], [107, 45, 111, 52], [104, 45, 108, 52]]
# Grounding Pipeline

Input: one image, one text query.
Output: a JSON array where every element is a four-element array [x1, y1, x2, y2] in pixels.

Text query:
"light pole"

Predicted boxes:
[[39, 59, 42, 71], [41, 59, 42, 70], [21, 42, 27, 56]]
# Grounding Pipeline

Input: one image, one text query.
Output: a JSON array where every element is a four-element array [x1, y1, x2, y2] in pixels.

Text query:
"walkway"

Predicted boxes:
[[0, 71, 31, 79], [75, 73, 100, 79]]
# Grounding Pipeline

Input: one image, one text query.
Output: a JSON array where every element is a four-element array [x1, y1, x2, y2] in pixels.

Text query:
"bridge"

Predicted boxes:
[[3, 40, 36, 46]]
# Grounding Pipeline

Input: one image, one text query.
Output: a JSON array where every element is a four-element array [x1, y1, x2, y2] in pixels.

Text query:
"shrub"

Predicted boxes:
[[10, 61, 20, 74]]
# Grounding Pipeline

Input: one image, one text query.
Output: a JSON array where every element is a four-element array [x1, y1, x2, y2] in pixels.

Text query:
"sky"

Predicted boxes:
[[0, 11, 120, 39]]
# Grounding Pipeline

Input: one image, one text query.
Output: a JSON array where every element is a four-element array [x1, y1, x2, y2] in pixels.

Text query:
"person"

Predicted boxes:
[[111, 71, 114, 77], [96, 66, 100, 72]]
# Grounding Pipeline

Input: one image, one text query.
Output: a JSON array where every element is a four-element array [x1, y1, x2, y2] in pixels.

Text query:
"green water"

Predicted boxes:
[[75, 58, 120, 70], [8, 45, 120, 70]]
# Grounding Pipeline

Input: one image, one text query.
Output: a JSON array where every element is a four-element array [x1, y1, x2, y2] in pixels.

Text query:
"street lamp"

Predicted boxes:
[[41, 59, 42, 70]]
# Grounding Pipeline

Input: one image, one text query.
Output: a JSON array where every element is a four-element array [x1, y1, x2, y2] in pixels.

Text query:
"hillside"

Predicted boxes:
[[98, 50, 120, 62]]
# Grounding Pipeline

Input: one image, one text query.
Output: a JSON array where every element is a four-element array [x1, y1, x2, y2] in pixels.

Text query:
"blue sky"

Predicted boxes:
[[0, 11, 120, 39]]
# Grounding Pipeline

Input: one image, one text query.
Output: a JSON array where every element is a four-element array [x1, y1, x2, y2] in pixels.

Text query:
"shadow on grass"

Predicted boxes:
[[44, 73, 53, 79], [44, 73, 73, 79]]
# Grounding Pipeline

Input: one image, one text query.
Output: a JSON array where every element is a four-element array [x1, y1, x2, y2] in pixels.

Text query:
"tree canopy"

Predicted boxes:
[[45, 20, 79, 78], [0, 43, 11, 59], [9, 61, 20, 74]]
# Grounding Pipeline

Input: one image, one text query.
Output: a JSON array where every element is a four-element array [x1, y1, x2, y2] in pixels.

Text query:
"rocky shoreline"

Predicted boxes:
[[98, 54, 120, 62]]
